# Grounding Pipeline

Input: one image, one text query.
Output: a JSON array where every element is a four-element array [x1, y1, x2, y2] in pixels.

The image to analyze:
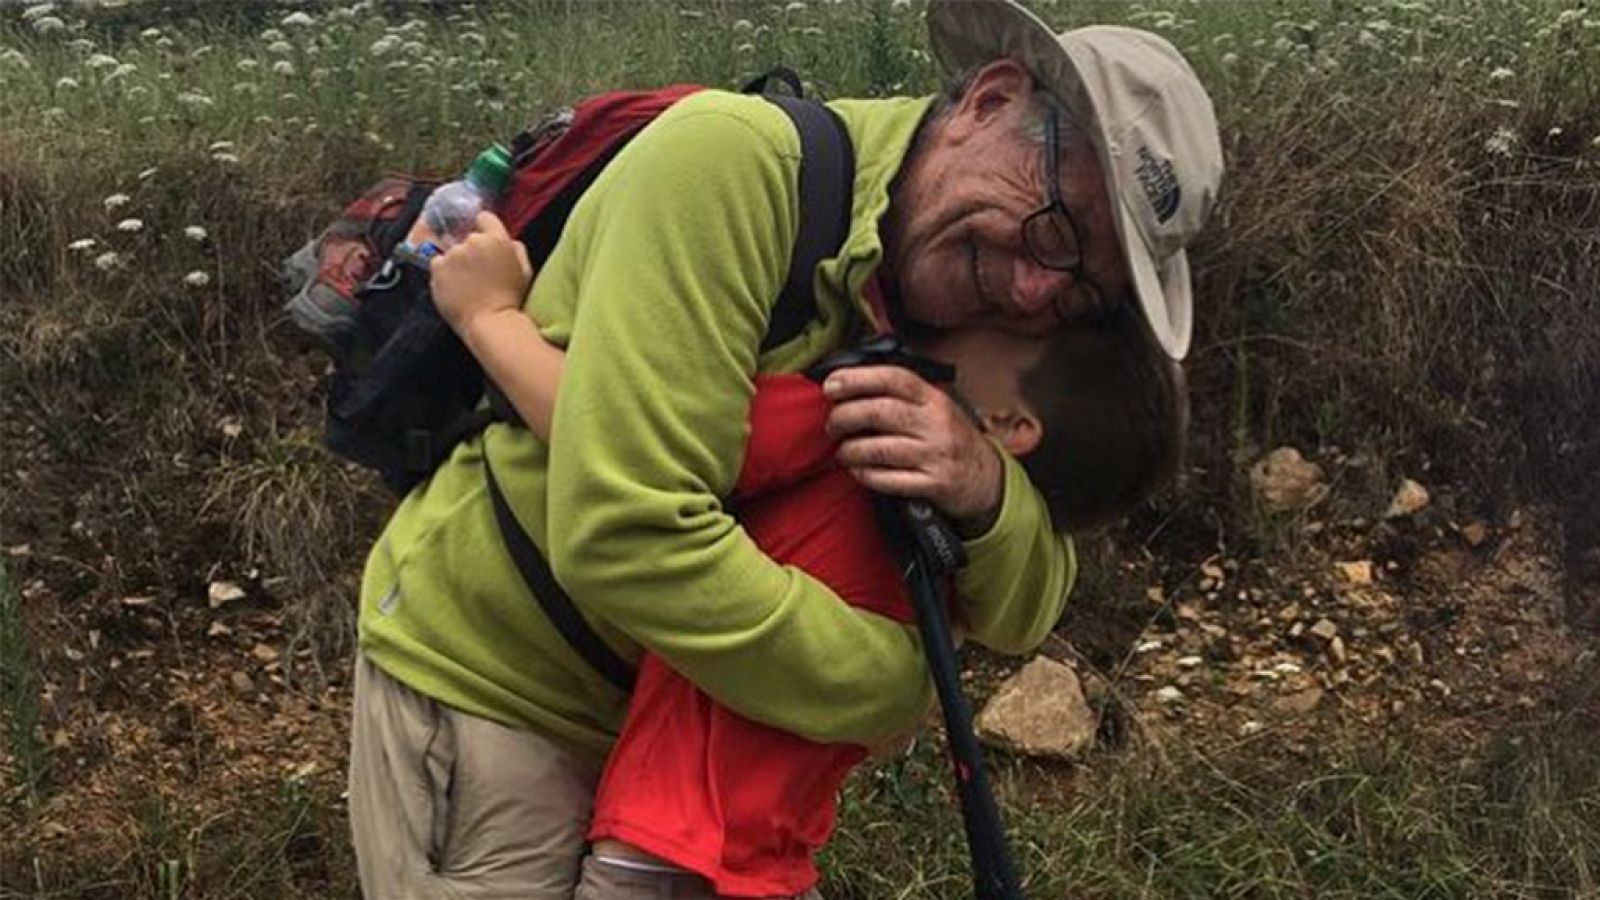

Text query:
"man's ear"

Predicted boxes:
[[944, 59, 1035, 145], [984, 407, 1043, 458]]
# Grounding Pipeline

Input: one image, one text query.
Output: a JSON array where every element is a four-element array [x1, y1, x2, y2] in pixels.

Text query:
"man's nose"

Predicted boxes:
[[1010, 256, 1073, 319]]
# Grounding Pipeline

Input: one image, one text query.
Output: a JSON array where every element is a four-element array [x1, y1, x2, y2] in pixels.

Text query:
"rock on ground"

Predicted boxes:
[[975, 656, 1097, 761], [1386, 478, 1431, 519], [1249, 447, 1328, 513]]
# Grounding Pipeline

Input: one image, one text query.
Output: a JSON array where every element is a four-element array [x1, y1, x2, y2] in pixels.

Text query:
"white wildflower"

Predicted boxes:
[[1590, 134, 1600, 149], [1484, 126, 1519, 158], [93, 251, 122, 270], [1, 49, 32, 70], [783, 1, 806, 11], [259, 28, 285, 42], [1554, 8, 1583, 28], [183, 270, 211, 287], [155, 37, 174, 50], [191, 45, 214, 59], [233, 82, 259, 95], [1211, 32, 1234, 45], [212, 152, 240, 165], [22, 3, 58, 20], [103, 193, 131, 210], [32, 16, 66, 34], [177, 91, 214, 108], [237, 58, 258, 71], [140, 27, 162, 40], [458, 31, 486, 46], [86, 53, 119, 69], [281, 11, 315, 27], [1488, 67, 1514, 82], [67, 38, 94, 53], [183, 225, 208, 242], [369, 36, 400, 56], [116, 218, 144, 233], [1221, 52, 1239, 65], [268, 40, 293, 55], [67, 238, 96, 252], [137, 167, 158, 180], [271, 60, 296, 76], [735, 42, 755, 54], [1548, 126, 1564, 138], [1358, 29, 1383, 49], [107, 63, 137, 81], [55, 77, 79, 89], [1367, 19, 1393, 33], [732, 18, 753, 32]]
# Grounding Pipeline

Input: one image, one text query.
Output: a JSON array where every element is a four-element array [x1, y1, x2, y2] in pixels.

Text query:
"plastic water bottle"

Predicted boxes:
[[414, 143, 514, 253]]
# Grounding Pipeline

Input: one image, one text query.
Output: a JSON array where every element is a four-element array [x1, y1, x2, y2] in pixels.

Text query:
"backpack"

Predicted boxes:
[[284, 72, 850, 497], [283, 72, 855, 689]]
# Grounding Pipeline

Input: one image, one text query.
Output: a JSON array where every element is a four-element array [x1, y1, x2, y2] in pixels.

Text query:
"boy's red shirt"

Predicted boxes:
[[587, 371, 915, 897]]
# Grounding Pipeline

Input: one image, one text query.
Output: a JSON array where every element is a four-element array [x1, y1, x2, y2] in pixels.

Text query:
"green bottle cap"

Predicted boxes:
[[465, 144, 513, 196]]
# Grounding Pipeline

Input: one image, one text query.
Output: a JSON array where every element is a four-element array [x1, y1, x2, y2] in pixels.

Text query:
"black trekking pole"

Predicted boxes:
[[808, 336, 1026, 899], [876, 496, 1027, 900]]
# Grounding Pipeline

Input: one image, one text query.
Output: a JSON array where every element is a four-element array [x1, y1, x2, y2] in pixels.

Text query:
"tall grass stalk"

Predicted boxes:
[[0, 561, 49, 806]]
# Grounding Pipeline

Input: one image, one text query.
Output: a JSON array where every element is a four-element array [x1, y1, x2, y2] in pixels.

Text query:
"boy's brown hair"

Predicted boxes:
[[1017, 307, 1188, 533]]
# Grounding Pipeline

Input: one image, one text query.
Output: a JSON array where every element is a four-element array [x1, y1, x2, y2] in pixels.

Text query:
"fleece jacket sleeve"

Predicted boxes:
[[543, 104, 932, 746], [956, 448, 1077, 654]]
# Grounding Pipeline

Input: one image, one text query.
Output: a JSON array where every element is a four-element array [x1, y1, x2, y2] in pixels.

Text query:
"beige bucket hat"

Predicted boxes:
[[927, 0, 1223, 360]]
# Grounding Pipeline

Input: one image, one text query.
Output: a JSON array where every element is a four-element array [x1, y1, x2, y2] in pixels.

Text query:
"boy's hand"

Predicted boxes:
[[430, 211, 533, 343]]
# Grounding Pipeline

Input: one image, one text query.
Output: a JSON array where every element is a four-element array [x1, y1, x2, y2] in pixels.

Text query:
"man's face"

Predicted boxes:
[[891, 62, 1130, 337]]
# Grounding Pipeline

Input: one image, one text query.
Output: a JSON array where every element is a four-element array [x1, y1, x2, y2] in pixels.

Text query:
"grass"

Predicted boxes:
[[3, 773, 358, 900], [824, 695, 1600, 899], [0, 561, 50, 806], [1, 0, 1598, 897]]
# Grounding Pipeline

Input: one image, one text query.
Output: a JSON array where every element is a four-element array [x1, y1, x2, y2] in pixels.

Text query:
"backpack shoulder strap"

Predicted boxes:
[[759, 94, 855, 352], [485, 455, 636, 692]]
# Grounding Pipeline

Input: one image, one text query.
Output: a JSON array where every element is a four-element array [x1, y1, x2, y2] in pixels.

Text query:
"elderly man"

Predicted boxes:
[[347, 0, 1222, 896]]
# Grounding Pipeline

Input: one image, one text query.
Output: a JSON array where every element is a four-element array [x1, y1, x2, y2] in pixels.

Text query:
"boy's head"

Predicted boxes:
[[920, 308, 1187, 533]]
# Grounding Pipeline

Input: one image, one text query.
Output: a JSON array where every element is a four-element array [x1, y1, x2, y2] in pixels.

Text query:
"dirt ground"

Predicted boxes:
[[4, 457, 1594, 890]]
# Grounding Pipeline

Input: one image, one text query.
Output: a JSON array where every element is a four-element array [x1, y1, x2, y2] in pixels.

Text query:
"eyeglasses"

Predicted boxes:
[[1020, 107, 1109, 321]]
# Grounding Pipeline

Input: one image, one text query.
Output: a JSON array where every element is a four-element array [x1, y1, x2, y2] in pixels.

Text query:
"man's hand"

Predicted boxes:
[[822, 366, 1003, 531], [430, 211, 534, 345]]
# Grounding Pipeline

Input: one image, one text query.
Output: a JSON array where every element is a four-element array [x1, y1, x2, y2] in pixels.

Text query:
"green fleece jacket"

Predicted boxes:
[[358, 90, 1076, 761]]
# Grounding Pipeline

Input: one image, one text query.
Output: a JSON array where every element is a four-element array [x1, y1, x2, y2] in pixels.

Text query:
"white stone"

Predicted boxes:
[[974, 657, 1097, 761]]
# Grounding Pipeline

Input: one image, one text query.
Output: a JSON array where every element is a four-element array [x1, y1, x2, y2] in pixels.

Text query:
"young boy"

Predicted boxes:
[[429, 215, 1185, 899]]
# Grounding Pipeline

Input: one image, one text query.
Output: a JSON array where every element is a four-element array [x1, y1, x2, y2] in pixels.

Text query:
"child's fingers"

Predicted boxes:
[[474, 210, 511, 238]]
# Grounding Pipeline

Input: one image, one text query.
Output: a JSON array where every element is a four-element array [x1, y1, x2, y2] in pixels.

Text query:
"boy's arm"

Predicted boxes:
[[462, 309, 563, 440], [431, 212, 564, 440]]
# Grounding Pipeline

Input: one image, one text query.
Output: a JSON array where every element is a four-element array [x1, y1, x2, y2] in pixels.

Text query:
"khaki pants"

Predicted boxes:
[[348, 654, 602, 899], [573, 854, 825, 900]]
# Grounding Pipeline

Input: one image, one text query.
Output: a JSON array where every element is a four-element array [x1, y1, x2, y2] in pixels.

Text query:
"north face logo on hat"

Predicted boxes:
[[1135, 146, 1181, 224]]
